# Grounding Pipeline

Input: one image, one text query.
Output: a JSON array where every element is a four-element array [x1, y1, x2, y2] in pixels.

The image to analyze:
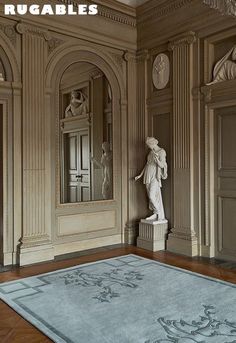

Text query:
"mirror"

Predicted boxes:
[[60, 62, 113, 203]]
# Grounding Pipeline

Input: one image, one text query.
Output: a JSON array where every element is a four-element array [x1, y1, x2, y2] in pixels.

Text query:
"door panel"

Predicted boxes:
[[66, 129, 90, 203], [216, 107, 236, 260]]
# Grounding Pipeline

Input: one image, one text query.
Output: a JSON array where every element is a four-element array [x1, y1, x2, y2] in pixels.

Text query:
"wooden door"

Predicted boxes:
[[215, 107, 236, 260], [66, 129, 90, 203]]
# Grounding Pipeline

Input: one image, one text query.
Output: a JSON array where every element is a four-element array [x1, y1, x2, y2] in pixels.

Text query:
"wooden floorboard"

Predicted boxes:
[[1, 245, 236, 342]]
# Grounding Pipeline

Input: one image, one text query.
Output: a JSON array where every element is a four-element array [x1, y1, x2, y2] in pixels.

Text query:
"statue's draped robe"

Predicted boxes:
[[143, 149, 167, 220], [208, 47, 236, 84]]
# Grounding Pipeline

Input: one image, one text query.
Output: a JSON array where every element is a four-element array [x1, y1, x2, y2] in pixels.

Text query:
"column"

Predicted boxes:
[[124, 50, 148, 244], [167, 32, 198, 256], [17, 23, 54, 265]]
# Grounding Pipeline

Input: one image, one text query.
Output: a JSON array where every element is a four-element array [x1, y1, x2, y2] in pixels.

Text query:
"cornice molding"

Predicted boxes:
[[138, 0, 196, 24], [168, 31, 196, 50], [57, 0, 136, 27]]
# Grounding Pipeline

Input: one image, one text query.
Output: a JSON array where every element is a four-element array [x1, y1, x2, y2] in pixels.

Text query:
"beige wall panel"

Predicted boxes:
[[218, 113, 236, 170], [58, 210, 116, 236], [218, 197, 236, 256]]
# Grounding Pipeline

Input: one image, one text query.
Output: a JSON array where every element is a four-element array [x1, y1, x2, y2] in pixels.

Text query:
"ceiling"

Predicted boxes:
[[114, 0, 150, 7]]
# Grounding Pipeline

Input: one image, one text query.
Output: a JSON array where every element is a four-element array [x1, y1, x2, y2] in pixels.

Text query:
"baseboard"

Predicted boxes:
[[167, 235, 198, 257], [200, 245, 215, 258], [2, 252, 17, 266], [19, 244, 55, 266]]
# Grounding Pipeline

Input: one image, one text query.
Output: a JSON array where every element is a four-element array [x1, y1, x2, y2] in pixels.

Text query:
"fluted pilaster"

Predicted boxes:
[[167, 32, 198, 256], [17, 23, 54, 265], [124, 50, 148, 244]]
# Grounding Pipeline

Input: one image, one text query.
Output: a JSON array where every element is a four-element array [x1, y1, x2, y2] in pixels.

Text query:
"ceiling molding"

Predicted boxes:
[[137, 0, 196, 23], [57, 0, 137, 26]]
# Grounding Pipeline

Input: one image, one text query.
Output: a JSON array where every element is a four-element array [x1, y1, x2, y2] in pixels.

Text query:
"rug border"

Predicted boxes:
[[0, 253, 236, 343], [1, 253, 235, 289]]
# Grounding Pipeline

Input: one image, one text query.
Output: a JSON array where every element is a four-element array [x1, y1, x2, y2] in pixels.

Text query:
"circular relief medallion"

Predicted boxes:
[[152, 53, 170, 90]]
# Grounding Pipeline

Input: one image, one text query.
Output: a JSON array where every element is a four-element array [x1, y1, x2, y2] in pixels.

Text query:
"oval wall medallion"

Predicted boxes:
[[152, 53, 170, 90]]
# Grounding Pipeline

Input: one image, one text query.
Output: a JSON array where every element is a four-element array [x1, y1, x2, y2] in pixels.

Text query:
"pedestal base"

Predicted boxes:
[[19, 244, 55, 266], [137, 219, 168, 252]]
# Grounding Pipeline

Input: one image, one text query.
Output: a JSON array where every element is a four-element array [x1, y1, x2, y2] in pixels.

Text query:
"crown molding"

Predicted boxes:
[[57, 0, 137, 27], [137, 0, 196, 24]]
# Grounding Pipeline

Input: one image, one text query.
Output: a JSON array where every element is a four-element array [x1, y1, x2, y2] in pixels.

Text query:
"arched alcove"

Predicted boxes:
[[45, 45, 127, 255]]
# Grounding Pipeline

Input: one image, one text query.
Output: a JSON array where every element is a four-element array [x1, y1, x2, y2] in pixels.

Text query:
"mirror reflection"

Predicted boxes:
[[60, 62, 113, 203]]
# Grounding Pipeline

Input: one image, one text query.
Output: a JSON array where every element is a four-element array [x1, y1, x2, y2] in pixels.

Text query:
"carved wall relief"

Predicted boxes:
[[207, 45, 236, 84], [152, 53, 170, 90]]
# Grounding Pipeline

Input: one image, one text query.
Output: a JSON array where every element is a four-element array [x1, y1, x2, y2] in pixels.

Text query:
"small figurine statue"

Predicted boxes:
[[207, 45, 236, 85], [65, 90, 88, 117], [135, 137, 167, 221], [91, 142, 113, 200]]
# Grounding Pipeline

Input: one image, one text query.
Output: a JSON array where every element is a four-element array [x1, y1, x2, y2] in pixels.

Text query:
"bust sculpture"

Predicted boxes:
[[207, 45, 236, 85], [65, 90, 88, 118], [91, 142, 113, 200], [135, 137, 167, 221]]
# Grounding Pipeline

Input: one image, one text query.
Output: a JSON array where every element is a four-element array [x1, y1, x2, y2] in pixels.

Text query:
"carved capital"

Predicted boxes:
[[16, 22, 51, 41], [168, 31, 196, 51], [123, 51, 136, 62]]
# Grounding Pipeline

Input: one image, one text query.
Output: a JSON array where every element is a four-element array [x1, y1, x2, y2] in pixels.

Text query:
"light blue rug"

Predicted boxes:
[[1, 254, 236, 343]]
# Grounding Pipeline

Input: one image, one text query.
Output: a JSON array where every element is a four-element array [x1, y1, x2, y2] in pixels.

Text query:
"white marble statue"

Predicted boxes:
[[135, 137, 167, 221], [208, 45, 236, 85], [91, 142, 113, 200], [65, 90, 88, 118]]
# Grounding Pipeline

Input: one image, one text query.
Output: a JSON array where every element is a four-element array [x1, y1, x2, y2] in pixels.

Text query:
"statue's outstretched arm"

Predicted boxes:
[[134, 167, 145, 181], [91, 157, 103, 169]]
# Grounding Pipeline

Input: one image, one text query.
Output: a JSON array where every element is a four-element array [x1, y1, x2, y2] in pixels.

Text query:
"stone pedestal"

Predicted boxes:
[[137, 219, 168, 251]]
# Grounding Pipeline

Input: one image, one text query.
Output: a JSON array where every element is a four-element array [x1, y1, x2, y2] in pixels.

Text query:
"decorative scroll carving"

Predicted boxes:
[[48, 37, 64, 54], [203, 0, 236, 17], [0, 23, 16, 46]]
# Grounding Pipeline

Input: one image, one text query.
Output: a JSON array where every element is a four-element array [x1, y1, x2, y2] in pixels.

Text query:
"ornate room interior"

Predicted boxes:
[[0, 0, 236, 341]]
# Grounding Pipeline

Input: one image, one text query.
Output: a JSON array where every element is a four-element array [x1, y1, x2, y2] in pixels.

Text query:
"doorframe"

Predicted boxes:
[[204, 98, 236, 259]]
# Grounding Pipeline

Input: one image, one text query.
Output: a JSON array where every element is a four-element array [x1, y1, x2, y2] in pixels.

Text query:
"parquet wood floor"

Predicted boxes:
[[1, 245, 236, 343]]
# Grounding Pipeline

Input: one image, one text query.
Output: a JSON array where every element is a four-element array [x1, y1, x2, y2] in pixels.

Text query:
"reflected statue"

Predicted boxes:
[[65, 90, 88, 117], [91, 142, 113, 200], [135, 137, 167, 221], [208, 46, 236, 85]]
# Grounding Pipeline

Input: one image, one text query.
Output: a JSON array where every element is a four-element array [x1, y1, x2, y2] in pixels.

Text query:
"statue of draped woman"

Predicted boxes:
[[207, 46, 236, 85], [135, 137, 167, 221], [91, 142, 113, 200]]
